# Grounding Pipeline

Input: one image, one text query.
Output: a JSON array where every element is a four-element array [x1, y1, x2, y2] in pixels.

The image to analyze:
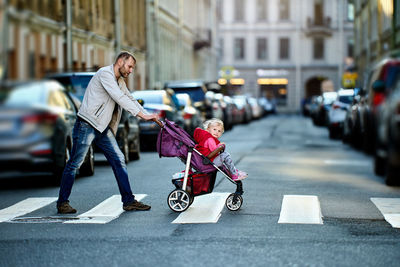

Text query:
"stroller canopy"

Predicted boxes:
[[156, 119, 216, 173]]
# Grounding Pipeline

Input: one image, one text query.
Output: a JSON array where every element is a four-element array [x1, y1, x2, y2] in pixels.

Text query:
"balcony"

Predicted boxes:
[[193, 28, 211, 51], [304, 17, 333, 37]]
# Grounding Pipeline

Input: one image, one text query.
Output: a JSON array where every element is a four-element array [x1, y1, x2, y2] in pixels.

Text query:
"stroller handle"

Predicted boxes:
[[152, 118, 164, 128]]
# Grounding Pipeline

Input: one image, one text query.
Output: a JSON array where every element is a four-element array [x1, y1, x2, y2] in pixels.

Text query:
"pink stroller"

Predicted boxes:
[[156, 119, 244, 212]]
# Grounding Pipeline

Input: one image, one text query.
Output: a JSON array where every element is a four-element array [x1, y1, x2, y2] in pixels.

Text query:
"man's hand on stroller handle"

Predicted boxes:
[[137, 112, 163, 127]]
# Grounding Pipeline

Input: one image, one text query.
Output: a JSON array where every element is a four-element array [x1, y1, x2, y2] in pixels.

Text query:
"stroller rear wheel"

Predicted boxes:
[[167, 189, 191, 212], [226, 193, 243, 211]]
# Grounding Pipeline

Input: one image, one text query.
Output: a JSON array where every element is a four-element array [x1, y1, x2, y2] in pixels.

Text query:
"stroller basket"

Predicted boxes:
[[173, 172, 217, 196]]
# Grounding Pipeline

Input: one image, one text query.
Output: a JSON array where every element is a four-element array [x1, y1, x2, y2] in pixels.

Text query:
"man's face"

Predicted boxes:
[[118, 57, 135, 78]]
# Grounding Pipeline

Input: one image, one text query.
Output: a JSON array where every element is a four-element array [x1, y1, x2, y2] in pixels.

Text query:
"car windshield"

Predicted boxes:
[[176, 95, 188, 106], [338, 95, 354, 104], [171, 87, 205, 102], [54, 75, 92, 100], [3, 84, 46, 106]]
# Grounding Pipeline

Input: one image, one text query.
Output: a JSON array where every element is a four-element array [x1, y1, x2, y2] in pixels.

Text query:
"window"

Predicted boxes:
[[347, 38, 354, 57], [256, 38, 267, 60], [279, 38, 289, 59], [279, 0, 289, 20], [234, 0, 244, 21], [257, 0, 268, 21], [234, 38, 245, 60], [314, 1, 323, 25], [313, 38, 324, 59], [347, 2, 354, 21]]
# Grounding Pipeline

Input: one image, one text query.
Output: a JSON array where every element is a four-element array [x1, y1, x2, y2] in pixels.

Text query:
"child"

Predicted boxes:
[[193, 118, 247, 181]]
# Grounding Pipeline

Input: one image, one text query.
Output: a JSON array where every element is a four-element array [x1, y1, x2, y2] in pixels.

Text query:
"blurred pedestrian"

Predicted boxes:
[[57, 51, 159, 214]]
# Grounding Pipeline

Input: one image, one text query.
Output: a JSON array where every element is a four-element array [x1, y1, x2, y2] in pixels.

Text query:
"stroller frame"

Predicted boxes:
[[157, 119, 244, 212]]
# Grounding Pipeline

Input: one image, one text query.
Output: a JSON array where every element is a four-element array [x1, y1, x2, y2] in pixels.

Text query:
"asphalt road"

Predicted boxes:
[[1, 114, 400, 267]]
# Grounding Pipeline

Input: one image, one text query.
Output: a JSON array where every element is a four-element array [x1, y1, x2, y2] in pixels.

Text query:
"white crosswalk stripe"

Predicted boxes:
[[278, 195, 323, 224], [0, 197, 57, 223], [172, 192, 230, 224], [371, 198, 400, 228], [0, 195, 147, 224], [65, 194, 146, 224]]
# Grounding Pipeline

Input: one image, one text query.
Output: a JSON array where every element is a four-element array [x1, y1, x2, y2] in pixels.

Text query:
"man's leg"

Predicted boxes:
[[57, 119, 95, 212], [95, 128, 149, 210]]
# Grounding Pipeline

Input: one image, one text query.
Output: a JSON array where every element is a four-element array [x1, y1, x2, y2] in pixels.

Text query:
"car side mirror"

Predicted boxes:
[[372, 80, 385, 93], [137, 99, 144, 106]]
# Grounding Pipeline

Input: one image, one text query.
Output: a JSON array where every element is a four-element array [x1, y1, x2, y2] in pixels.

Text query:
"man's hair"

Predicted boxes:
[[203, 118, 224, 133], [115, 51, 136, 64]]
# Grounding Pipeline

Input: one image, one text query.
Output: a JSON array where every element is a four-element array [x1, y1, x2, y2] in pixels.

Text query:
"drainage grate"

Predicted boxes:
[[10, 216, 82, 223]]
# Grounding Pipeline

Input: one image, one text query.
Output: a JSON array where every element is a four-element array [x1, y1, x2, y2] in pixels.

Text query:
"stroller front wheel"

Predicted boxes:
[[226, 193, 243, 211], [167, 189, 191, 212]]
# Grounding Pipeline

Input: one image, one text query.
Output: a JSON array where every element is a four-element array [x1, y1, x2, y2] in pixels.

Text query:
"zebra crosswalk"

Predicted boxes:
[[1, 194, 400, 227]]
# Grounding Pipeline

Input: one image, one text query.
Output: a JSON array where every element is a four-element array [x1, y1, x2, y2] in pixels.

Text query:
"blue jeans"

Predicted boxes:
[[57, 118, 135, 206]]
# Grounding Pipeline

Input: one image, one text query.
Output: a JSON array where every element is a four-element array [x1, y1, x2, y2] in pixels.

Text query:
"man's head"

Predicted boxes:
[[114, 51, 136, 79]]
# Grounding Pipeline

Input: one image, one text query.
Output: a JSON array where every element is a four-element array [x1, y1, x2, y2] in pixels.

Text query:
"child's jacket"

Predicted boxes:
[[193, 128, 220, 161]]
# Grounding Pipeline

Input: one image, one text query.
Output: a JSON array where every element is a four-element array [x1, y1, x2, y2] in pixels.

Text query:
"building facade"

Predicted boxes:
[[353, 0, 400, 86], [146, 0, 219, 89], [1, 0, 219, 91], [218, 0, 354, 112]]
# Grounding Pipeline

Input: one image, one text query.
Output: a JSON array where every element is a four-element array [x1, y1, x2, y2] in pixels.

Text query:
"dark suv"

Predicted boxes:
[[46, 72, 141, 162], [164, 80, 210, 120]]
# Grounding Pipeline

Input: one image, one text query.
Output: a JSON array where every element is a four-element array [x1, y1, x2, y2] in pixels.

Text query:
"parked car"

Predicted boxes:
[[224, 95, 243, 125], [175, 93, 203, 135], [327, 89, 355, 139], [382, 71, 400, 185], [164, 80, 210, 119], [232, 95, 252, 123], [132, 90, 185, 146], [312, 91, 337, 126], [359, 58, 400, 154], [205, 91, 224, 122], [0, 80, 94, 183], [372, 63, 400, 183], [248, 97, 263, 120], [259, 97, 277, 115], [214, 93, 234, 130], [46, 72, 141, 162]]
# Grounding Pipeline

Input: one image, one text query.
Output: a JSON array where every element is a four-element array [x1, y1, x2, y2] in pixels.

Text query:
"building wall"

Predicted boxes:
[[354, 0, 399, 87], [218, 0, 354, 112], [2, 0, 146, 90], [146, 0, 218, 90]]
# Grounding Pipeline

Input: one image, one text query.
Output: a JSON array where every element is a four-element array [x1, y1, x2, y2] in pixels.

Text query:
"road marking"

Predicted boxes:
[[0, 197, 57, 223], [278, 195, 323, 224], [323, 160, 370, 166], [64, 194, 146, 224], [371, 198, 400, 228], [172, 192, 230, 224]]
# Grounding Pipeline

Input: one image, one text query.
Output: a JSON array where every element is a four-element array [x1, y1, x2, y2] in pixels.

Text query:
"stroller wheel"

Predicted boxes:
[[225, 193, 243, 211], [167, 189, 191, 212]]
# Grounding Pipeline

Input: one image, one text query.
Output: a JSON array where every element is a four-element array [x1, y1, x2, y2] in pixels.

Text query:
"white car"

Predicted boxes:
[[328, 89, 355, 139]]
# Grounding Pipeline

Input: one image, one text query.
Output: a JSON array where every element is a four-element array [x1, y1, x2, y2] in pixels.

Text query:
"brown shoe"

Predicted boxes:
[[123, 200, 151, 211], [57, 202, 77, 214]]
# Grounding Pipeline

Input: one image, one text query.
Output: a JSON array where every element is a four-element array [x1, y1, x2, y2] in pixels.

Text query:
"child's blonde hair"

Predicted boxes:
[[203, 118, 224, 133]]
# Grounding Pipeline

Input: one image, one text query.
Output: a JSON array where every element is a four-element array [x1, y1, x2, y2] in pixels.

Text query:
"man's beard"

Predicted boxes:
[[119, 67, 128, 78]]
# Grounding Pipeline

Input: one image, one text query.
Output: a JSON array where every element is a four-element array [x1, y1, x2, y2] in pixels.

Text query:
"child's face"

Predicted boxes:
[[207, 124, 223, 139]]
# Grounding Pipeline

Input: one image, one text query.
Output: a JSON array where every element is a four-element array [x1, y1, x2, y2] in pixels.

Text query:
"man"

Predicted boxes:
[[57, 51, 159, 214]]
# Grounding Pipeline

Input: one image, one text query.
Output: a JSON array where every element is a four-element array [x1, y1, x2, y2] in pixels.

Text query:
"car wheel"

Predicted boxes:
[[79, 144, 95, 177], [129, 134, 140, 161], [374, 153, 386, 176]]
